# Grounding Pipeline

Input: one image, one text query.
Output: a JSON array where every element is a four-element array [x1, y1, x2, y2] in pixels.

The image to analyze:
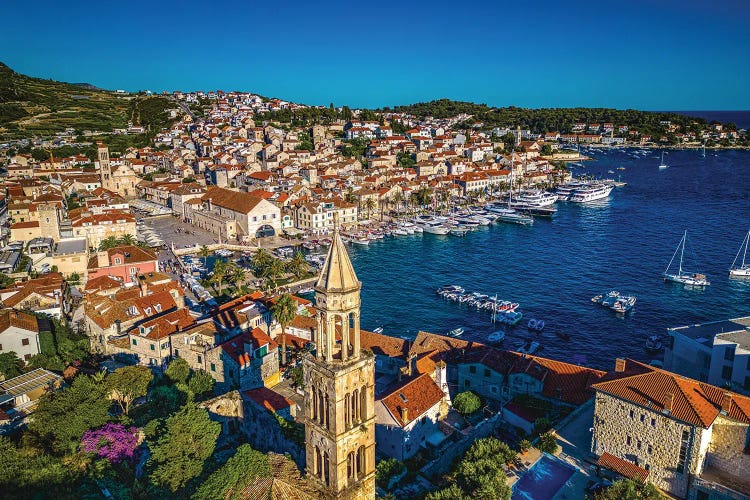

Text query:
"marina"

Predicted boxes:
[[347, 148, 750, 370]]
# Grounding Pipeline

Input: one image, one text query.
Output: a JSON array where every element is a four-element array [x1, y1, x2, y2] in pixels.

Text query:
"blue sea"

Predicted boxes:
[[345, 148, 750, 370]]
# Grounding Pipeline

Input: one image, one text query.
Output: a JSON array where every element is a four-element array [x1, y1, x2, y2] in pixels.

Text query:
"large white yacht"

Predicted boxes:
[[569, 183, 614, 203], [513, 190, 558, 207]]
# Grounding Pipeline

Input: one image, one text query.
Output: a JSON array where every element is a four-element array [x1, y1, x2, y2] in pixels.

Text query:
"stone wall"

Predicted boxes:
[[592, 392, 707, 498], [241, 396, 305, 468], [705, 415, 750, 478]]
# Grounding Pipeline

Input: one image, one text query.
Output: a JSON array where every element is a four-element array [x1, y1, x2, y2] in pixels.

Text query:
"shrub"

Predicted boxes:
[[452, 391, 481, 415], [519, 439, 532, 453], [165, 358, 190, 385], [376, 458, 405, 489], [80, 423, 139, 464], [536, 432, 559, 454]]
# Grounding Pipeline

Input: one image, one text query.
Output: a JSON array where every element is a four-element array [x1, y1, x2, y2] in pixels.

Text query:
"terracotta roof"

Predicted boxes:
[[244, 387, 294, 412], [360, 329, 409, 358], [597, 452, 649, 481], [0, 309, 39, 334], [88, 245, 157, 269], [593, 360, 750, 428], [84, 275, 122, 294], [137, 307, 195, 340], [203, 186, 265, 214], [380, 373, 444, 427]]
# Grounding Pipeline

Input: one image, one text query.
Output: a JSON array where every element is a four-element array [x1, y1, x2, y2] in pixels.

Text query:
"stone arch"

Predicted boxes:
[[360, 385, 367, 420], [351, 388, 359, 424], [344, 392, 351, 429], [314, 446, 322, 479], [356, 445, 365, 477], [323, 450, 330, 486]]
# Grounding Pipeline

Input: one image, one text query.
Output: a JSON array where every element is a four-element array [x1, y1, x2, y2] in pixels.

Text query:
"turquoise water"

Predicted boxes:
[[347, 148, 750, 369], [511, 454, 576, 500]]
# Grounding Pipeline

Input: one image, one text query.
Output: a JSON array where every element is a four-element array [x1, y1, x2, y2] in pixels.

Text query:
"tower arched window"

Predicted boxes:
[[323, 451, 330, 486], [314, 446, 322, 478], [357, 445, 365, 477], [352, 388, 359, 424], [344, 393, 351, 429]]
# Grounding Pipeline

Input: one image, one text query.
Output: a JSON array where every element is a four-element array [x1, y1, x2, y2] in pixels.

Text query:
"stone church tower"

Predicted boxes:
[[97, 142, 113, 191], [303, 227, 376, 500]]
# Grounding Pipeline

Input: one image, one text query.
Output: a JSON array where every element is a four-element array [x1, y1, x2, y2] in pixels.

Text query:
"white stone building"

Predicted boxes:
[[0, 310, 41, 362]]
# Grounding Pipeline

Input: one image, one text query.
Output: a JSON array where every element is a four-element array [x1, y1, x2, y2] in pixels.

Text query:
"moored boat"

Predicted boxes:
[[663, 230, 710, 287], [729, 230, 750, 278]]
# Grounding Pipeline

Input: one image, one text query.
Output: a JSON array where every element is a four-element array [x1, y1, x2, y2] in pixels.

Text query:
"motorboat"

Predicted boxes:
[[447, 327, 465, 337], [450, 226, 470, 237], [663, 230, 710, 286], [420, 220, 452, 235], [373, 327, 384, 334], [645, 335, 663, 352], [513, 190, 558, 207], [502, 310, 523, 326], [555, 180, 589, 201], [518, 340, 540, 355], [729, 230, 750, 277], [487, 206, 534, 225], [488, 331, 505, 343], [527, 318, 545, 331], [611, 295, 636, 313]]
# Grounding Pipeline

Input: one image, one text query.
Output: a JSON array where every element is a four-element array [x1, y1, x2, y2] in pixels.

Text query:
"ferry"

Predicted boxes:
[[569, 183, 614, 203]]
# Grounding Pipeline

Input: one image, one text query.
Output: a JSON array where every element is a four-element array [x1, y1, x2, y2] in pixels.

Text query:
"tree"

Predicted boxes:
[[452, 391, 481, 415], [165, 357, 191, 385], [251, 248, 272, 277], [286, 251, 309, 279], [272, 294, 297, 366], [0, 352, 23, 379], [426, 484, 468, 500], [226, 261, 246, 291], [80, 423, 139, 463], [364, 198, 377, 219], [188, 369, 215, 401], [392, 190, 404, 215], [519, 439, 532, 453], [198, 245, 211, 268], [148, 404, 221, 492], [594, 479, 665, 500], [265, 258, 285, 290], [456, 457, 511, 499], [98, 236, 120, 251], [463, 437, 517, 466], [210, 259, 228, 295], [193, 444, 271, 500], [28, 375, 111, 454], [540, 143, 553, 156], [376, 458, 405, 489], [536, 431, 559, 454], [119, 234, 137, 245], [106, 365, 153, 416]]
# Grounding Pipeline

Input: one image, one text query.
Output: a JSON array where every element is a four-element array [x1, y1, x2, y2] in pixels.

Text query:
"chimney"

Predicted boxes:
[[663, 393, 674, 413], [97, 250, 109, 268], [206, 197, 213, 211], [406, 352, 416, 377], [139, 279, 148, 296], [615, 358, 626, 373], [400, 406, 409, 424], [720, 393, 732, 414]]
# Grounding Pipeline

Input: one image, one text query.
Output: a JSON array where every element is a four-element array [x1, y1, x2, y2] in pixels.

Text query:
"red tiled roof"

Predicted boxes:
[[597, 452, 649, 481], [593, 360, 750, 428], [0, 309, 39, 334], [244, 387, 294, 412], [381, 373, 444, 427]]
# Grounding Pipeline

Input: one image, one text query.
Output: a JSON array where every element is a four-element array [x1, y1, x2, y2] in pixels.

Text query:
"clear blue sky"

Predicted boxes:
[[4, 0, 750, 110]]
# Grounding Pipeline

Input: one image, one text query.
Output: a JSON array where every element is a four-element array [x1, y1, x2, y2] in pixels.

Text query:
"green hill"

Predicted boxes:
[[0, 62, 177, 139]]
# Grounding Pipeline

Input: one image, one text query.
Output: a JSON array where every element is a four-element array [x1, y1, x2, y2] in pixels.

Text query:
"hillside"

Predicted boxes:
[[0, 62, 177, 139], [383, 99, 711, 136]]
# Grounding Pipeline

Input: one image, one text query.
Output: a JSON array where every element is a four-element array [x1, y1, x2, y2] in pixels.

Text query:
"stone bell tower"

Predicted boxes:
[[303, 221, 375, 500]]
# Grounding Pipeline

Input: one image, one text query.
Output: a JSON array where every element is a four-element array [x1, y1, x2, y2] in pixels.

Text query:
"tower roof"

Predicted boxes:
[[316, 230, 359, 293]]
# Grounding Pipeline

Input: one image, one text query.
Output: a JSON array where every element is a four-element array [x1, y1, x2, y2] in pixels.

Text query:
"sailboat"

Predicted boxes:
[[663, 230, 710, 286], [490, 165, 534, 225], [658, 151, 668, 170], [701, 144, 706, 158], [729, 230, 750, 277]]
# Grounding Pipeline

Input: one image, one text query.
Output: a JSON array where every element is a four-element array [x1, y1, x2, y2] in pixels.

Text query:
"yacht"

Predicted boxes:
[[514, 190, 558, 207], [420, 220, 451, 235], [555, 180, 589, 201], [729, 230, 750, 277], [658, 151, 668, 170], [487, 206, 534, 225], [663, 230, 710, 286], [569, 183, 614, 203]]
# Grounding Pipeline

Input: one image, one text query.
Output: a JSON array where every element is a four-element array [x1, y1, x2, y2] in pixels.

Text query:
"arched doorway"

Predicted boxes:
[[256, 224, 275, 238]]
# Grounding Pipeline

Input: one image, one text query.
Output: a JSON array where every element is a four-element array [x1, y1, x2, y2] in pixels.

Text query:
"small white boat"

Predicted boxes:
[[488, 331, 505, 343], [447, 327, 465, 337], [373, 327, 383, 334], [729, 230, 750, 278]]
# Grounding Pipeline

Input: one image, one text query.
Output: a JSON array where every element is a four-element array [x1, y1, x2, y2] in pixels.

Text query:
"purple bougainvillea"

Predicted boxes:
[[81, 423, 140, 463]]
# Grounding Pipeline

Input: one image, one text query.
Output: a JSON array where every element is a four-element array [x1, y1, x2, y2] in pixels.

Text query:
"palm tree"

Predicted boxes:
[[119, 234, 137, 246], [198, 245, 211, 268], [251, 248, 272, 278], [227, 261, 246, 291], [266, 258, 285, 291], [210, 259, 228, 295], [393, 191, 404, 216], [99, 236, 119, 251], [364, 198, 376, 220], [287, 251, 309, 279], [272, 294, 297, 366]]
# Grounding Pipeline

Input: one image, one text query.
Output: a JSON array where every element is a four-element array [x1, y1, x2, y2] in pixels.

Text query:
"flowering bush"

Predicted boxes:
[[80, 423, 139, 463]]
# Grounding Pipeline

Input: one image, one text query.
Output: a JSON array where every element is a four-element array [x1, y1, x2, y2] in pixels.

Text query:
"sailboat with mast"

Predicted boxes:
[[663, 230, 710, 286], [488, 163, 534, 225], [729, 230, 750, 278], [658, 151, 668, 170]]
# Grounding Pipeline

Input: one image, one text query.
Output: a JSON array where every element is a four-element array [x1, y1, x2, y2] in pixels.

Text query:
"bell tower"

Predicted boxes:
[[97, 142, 112, 191], [303, 222, 375, 499]]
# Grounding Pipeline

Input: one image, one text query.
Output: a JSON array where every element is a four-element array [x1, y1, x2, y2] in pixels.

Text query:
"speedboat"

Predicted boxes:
[[612, 295, 636, 313], [528, 319, 545, 331], [447, 327, 465, 337], [420, 220, 451, 235], [373, 327, 384, 334], [645, 335, 663, 352], [487, 206, 534, 225], [488, 331, 505, 343]]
